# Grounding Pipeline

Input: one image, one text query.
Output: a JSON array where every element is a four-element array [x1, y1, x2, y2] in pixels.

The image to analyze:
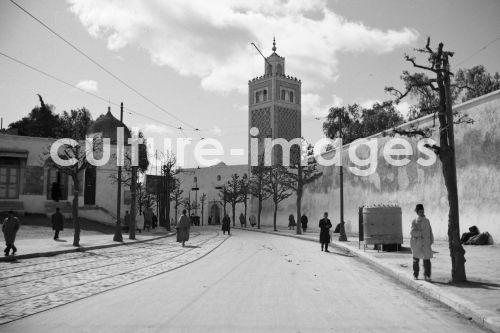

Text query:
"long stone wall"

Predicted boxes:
[[256, 90, 500, 243]]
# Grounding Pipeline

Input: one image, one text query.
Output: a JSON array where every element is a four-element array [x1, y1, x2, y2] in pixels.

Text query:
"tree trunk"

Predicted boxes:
[[72, 175, 80, 247], [257, 193, 262, 229], [273, 203, 278, 231], [129, 166, 137, 240], [165, 173, 171, 231], [232, 203, 236, 227], [443, 55, 467, 282], [244, 193, 248, 226], [296, 166, 303, 235], [201, 200, 204, 226]]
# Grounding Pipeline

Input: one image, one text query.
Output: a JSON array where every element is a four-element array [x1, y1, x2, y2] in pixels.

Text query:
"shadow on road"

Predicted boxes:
[[183, 245, 200, 249]]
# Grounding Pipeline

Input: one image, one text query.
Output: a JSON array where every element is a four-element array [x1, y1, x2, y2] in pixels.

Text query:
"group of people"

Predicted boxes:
[[122, 207, 158, 233], [287, 214, 309, 232], [2, 202, 437, 282]]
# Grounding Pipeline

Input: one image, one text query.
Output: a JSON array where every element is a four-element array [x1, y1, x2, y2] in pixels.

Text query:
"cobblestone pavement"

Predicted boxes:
[[0, 228, 227, 325]]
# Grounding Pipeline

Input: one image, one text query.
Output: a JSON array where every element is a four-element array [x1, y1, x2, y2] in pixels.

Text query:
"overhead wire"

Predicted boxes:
[[9, 0, 200, 133]]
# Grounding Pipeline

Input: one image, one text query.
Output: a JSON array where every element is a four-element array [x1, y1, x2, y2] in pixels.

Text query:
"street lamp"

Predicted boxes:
[[338, 110, 347, 242]]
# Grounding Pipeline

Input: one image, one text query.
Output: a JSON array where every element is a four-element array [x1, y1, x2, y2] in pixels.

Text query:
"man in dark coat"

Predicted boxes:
[[51, 207, 64, 240], [222, 214, 231, 235], [123, 211, 131, 233], [319, 212, 332, 252], [3, 211, 20, 256], [301, 214, 308, 232], [239, 213, 246, 228], [176, 209, 190, 247]]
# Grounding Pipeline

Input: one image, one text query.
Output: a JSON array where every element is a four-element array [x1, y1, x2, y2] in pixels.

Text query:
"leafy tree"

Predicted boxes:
[[286, 142, 322, 234], [9, 95, 61, 138], [455, 65, 500, 102], [59, 107, 94, 140], [323, 102, 403, 144], [386, 37, 467, 282], [264, 165, 293, 231]]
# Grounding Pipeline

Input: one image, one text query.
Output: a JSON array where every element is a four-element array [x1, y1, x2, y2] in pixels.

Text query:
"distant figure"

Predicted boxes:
[[136, 212, 144, 233], [222, 214, 231, 235], [319, 212, 332, 252], [176, 209, 190, 247], [249, 215, 256, 228], [208, 216, 212, 225], [51, 207, 64, 240], [143, 207, 153, 232], [152, 213, 158, 229], [410, 204, 434, 281], [51, 182, 61, 202], [461, 225, 479, 244], [239, 213, 246, 228], [288, 214, 296, 230], [301, 214, 308, 232], [2, 211, 20, 256], [124, 211, 131, 233]]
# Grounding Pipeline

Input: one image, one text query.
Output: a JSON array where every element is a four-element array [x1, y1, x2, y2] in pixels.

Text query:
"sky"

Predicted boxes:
[[1, 0, 499, 169]]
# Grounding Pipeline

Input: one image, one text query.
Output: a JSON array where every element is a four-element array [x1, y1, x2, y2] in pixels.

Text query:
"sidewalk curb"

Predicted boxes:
[[235, 227, 500, 333], [0, 232, 176, 262]]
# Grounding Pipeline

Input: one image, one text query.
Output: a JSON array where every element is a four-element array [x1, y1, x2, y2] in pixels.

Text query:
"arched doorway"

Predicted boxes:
[[210, 203, 221, 225]]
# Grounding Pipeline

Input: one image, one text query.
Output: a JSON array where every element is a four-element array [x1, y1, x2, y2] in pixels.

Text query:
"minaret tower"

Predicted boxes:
[[248, 38, 302, 165]]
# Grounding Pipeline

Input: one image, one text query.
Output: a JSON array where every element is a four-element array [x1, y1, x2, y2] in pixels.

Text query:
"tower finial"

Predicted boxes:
[[272, 36, 276, 52]]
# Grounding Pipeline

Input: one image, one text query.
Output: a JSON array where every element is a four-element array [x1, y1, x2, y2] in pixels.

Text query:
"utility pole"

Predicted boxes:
[[113, 103, 124, 242], [338, 110, 347, 241]]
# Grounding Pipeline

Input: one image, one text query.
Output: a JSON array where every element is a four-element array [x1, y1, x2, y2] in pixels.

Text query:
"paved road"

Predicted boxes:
[[1, 228, 487, 332]]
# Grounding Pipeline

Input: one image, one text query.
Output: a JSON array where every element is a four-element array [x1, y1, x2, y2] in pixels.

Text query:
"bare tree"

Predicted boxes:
[[170, 179, 184, 224], [286, 142, 322, 235], [386, 37, 467, 282], [264, 165, 293, 231], [44, 138, 98, 247], [200, 193, 207, 226], [249, 159, 271, 229], [217, 174, 244, 227]]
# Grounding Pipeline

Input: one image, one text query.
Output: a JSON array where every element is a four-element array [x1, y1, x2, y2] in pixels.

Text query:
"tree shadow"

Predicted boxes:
[[326, 251, 356, 258], [54, 239, 67, 242], [431, 280, 500, 290], [183, 245, 200, 249]]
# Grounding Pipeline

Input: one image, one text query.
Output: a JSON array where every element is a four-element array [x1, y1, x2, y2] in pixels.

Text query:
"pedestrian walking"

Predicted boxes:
[[2, 211, 20, 256], [222, 214, 231, 235], [410, 204, 434, 281], [143, 207, 153, 232], [136, 212, 144, 233], [301, 214, 308, 232], [288, 214, 296, 230], [51, 207, 64, 240], [152, 214, 158, 229], [249, 215, 256, 227], [176, 209, 190, 247], [123, 211, 131, 233], [319, 212, 332, 252], [239, 213, 246, 228], [208, 216, 212, 225]]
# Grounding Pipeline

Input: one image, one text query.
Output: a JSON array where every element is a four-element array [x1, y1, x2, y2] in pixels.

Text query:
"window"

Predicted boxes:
[[281, 90, 285, 100], [255, 91, 260, 103], [277, 64, 283, 74], [194, 176, 197, 183], [0, 158, 20, 199], [290, 91, 294, 103], [263, 89, 267, 101], [217, 175, 221, 181], [267, 64, 272, 74]]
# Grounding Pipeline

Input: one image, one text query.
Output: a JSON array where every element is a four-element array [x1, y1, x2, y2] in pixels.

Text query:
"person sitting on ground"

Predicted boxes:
[[461, 225, 479, 244], [51, 207, 64, 240]]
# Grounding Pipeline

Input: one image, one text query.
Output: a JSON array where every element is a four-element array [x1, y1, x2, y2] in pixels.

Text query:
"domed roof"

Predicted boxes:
[[87, 109, 131, 145]]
